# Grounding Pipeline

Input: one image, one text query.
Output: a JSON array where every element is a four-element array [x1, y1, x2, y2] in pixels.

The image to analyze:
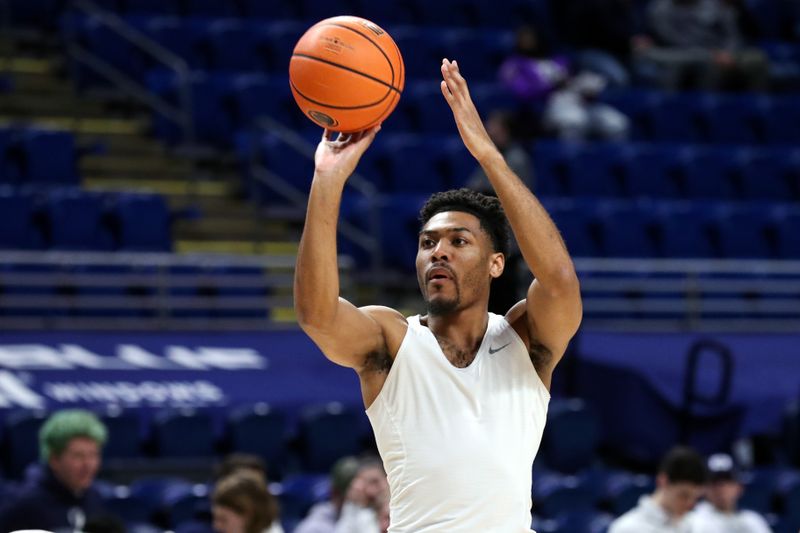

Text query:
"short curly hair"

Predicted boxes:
[[419, 188, 510, 256]]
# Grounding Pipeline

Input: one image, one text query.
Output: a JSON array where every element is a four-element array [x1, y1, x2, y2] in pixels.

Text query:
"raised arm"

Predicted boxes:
[[294, 128, 404, 370], [440, 59, 581, 384]]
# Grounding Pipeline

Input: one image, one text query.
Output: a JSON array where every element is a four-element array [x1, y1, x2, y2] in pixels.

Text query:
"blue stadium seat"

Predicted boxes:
[[354, 0, 418, 26], [2, 410, 48, 479], [46, 190, 114, 251], [677, 147, 736, 200], [301, 0, 358, 20], [389, 27, 443, 80], [415, 0, 475, 27], [7, 0, 61, 28], [0, 190, 44, 250], [532, 141, 576, 196], [151, 408, 215, 457], [704, 94, 766, 145], [255, 133, 314, 193], [738, 469, 778, 515], [599, 90, 663, 140], [252, 20, 306, 73], [99, 407, 142, 459], [240, 0, 299, 19], [772, 206, 800, 259], [546, 198, 599, 256], [143, 17, 204, 69], [735, 148, 797, 201], [534, 473, 595, 517], [762, 96, 800, 144], [540, 399, 600, 474], [602, 472, 654, 515], [123, 0, 181, 16], [19, 129, 79, 185], [567, 143, 626, 198], [183, 0, 240, 17], [77, 16, 148, 79], [163, 483, 210, 527], [298, 403, 364, 472], [230, 74, 299, 129], [203, 19, 259, 72], [0, 128, 19, 184], [596, 201, 658, 258], [441, 29, 514, 82], [654, 201, 715, 258], [648, 93, 709, 143], [227, 404, 288, 477], [279, 473, 331, 522], [112, 193, 172, 251], [382, 135, 445, 192], [623, 144, 681, 198], [712, 205, 774, 259], [407, 82, 459, 134]]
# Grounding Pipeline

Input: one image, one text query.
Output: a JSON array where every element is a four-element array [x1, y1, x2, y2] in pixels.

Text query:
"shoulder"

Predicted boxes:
[[739, 510, 771, 530], [360, 305, 409, 351], [608, 509, 645, 533]]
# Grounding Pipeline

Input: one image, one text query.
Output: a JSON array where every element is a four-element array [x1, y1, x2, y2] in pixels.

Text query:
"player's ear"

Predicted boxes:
[[489, 253, 505, 279]]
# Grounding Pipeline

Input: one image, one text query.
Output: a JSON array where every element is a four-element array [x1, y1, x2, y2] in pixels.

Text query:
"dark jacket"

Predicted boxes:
[[0, 466, 107, 532]]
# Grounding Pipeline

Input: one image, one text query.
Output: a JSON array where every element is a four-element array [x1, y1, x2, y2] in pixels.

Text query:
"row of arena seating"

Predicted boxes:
[[66, 16, 514, 82], [0, 188, 172, 251], [3, 399, 800, 532], [340, 195, 800, 271], [0, 127, 79, 185]]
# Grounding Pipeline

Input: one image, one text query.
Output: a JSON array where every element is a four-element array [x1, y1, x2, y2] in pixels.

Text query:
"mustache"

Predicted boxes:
[[426, 263, 456, 281]]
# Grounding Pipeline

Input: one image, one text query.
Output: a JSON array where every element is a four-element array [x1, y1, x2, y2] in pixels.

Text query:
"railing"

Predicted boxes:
[[62, 0, 195, 147], [0, 251, 354, 331], [573, 257, 800, 332], [249, 117, 385, 288]]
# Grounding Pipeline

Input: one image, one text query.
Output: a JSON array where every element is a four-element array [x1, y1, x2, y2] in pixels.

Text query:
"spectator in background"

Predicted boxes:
[[559, 0, 644, 87], [212, 469, 283, 533], [609, 446, 708, 533], [639, 0, 770, 90], [335, 457, 389, 533], [294, 456, 360, 533], [216, 453, 270, 484], [499, 26, 629, 141], [688, 453, 772, 533], [0, 409, 112, 533]]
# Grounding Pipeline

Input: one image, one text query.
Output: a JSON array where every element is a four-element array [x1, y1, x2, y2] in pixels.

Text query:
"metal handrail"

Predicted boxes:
[[250, 117, 384, 287], [64, 0, 195, 147]]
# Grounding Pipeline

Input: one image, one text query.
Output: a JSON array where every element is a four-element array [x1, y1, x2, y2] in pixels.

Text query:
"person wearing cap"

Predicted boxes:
[[0, 409, 110, 532], [294, 456, 361, 533], [687, 453, 772, 533], [609, 446, 708, 533]]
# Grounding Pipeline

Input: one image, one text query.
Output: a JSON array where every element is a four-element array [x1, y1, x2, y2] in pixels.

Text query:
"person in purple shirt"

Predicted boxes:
[[500, 26, 629, 141]]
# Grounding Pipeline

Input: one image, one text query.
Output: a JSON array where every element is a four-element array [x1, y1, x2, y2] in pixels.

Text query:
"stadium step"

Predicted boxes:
[[83, 177, 232, 197], [80, 154, 193, 176], [175, 240, 299, 256]]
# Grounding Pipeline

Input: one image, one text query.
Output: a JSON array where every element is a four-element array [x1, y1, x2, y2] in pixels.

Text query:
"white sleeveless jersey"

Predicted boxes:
[[366, 313, 550, 533]]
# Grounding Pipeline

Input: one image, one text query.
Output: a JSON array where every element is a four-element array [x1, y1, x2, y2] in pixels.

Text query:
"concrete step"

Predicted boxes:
[[77, 134, 167, 157], [80, 154, 193, 176], [0, 115, 149, 135], [175, 240, 299, 256], [172, 216, 299, 241], [0, 56, 57, 76], [0, 92, 112, 118], [83, 177, 232, 197]]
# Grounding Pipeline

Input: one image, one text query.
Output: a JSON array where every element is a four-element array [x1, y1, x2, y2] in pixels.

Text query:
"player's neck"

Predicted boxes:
[[422, 304, 489, 347]]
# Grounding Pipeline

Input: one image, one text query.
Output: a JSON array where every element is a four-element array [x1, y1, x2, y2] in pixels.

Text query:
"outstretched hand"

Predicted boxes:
[[314, 125, 381, 183], [440, 59, 498, 163]]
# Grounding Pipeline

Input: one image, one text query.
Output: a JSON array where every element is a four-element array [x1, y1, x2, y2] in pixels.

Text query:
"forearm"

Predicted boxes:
[[293, 174, 346, 328], [479, 150, 576, 286]]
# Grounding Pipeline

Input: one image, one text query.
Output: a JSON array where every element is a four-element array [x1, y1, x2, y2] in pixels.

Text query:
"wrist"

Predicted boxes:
[[477, 147, 504, 167]]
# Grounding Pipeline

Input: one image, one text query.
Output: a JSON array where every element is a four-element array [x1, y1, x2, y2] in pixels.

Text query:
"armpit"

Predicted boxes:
[[363, 347, 393, 374], [529, 337, 553, 373]]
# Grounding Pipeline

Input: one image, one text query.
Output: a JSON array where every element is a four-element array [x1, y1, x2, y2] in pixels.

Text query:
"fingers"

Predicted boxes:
[[441, 58, 467, 96]]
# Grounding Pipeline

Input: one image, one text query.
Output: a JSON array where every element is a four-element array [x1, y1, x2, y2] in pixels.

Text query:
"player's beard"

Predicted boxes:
[[426, 286, 460, 316]]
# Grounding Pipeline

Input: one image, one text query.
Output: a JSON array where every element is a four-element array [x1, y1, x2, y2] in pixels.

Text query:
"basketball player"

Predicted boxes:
[[294, 59, 582, 532]]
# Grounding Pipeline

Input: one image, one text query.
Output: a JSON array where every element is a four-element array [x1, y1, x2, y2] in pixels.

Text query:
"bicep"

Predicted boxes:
[[300, 298, 396, 370]]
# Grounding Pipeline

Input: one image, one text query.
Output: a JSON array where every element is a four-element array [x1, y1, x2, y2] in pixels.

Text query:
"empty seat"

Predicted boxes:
[[540, 399, 600, 474], [99, 408, 141, 459], [623, 144, 681, 198], [2, 410, 48, 479], [713, 205, 774, 259], [603, 472, 654, 515], [151, 408, 215, 457], [704, 94, 766, 145], [735, 148, 797, 201], [298, 403, 364, 472], [382, 135, 445, 192], [143, 17, 204, 69], [596, 201, 658, 258], [183, 0, 240, 16], [46, 190, 114, 251], [546, 199, 600, 257], [648, 93, 709, 143], [773, 207, 800, 258], [654, 202, 715, 258], [677, 147, 736, 199], [534, 473, 595, 517], [112, 193, 172, 251], [567, 143, 626, 198], [202, 19, 259, 72], [19, 129, 79, 185], [123, 0, 181, 15], [0, 190, 44, 250], [227, 404, 288, 477], [762, 96, 800, 144]]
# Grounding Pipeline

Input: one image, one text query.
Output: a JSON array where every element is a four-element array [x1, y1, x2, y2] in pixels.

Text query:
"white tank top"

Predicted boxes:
[[366, 313, 550, 533]]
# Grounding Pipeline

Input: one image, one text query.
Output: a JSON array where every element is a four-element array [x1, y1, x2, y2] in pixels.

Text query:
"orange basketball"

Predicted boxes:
[[289, 16, 405, 133]]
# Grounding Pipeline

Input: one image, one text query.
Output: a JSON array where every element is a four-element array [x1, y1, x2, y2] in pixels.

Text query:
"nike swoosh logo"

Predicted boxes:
[[488, 342, 511, 355]]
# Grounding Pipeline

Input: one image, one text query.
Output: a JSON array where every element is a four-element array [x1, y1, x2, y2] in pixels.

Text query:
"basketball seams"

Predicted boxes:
[[290, 77, 393, 110], [291, 53, 401, 94], [320, 22, 400, 91]]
